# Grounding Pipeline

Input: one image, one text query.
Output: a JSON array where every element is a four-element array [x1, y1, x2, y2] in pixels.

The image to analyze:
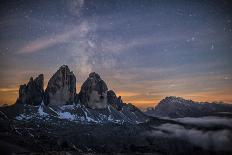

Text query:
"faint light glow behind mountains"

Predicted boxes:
[[0, 0, 232, 109]]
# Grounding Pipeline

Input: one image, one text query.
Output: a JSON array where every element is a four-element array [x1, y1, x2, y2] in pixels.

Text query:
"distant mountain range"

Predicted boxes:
[[145, 96, 232, 118]]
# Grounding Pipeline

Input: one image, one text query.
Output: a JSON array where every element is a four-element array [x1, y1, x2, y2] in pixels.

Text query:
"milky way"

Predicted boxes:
[[0, 0, 232, 108]]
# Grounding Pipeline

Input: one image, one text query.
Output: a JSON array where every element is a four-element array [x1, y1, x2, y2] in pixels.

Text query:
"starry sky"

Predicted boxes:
[[0, 0, 232, 109]]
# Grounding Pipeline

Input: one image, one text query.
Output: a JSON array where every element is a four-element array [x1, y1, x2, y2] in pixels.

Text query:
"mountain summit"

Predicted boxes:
[[13, 65, 147, 124], [79, 72, 108, 109], [44, 65, 77, 106], [16, 74, 44, 106], [145, 96, 232, 118]]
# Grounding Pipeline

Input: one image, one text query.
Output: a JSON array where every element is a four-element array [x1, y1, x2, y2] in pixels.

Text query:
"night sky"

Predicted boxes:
[[0, 0, 232, 109]]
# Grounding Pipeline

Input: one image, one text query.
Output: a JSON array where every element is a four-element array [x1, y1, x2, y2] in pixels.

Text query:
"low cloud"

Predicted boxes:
[[147, 117, 232, 151], [174, 116, 232, 128]]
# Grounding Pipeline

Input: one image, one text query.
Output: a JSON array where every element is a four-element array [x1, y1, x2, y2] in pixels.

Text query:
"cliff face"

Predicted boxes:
[[107, 90, 124, 110], [79, 72, 108, 109], [14, 65, 148, 124], [44, 65, 76, 106], [14, 65, 134, 109], [16, 74, 44, 106]]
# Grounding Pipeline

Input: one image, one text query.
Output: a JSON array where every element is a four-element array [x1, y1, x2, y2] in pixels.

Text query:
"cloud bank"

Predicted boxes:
[[147, 117, 232, 151]]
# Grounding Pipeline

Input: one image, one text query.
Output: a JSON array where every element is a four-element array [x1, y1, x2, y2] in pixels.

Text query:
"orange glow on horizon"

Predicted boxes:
[[1, 86, 232, 109]]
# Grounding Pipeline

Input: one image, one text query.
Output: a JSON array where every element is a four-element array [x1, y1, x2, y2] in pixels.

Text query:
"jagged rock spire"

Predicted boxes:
[[16, 74, 44, 105], [44, 65, 76, 106], [15, 66, 128, 111], [79, 72, 108, 109], [107, 90, 124, 110]]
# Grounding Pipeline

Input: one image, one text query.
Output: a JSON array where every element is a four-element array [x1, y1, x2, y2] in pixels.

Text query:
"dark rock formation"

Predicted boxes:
[[14, 65, 146, 120], [45, 65, 76, 106], [74, 93, 80, 104], [16, 74, 44, 105], [145, 96, 232, 118], [79, 72, 108, 109], [107, 90, 124, 110]]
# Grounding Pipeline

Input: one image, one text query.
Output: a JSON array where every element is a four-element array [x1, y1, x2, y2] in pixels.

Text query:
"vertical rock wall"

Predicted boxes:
[[45, 65, 76, 106], [79, 72, 108, 109]]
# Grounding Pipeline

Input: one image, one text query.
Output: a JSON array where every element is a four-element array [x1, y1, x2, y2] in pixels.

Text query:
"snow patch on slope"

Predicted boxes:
[[58, 111, 76, 121], [38, 105, 48, 117], [14, 103, 147, 124], [15, 114, 33, 120]]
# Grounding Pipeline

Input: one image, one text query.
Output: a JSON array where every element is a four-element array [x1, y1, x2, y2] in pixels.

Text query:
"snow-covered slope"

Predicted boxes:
[[13, 103, 148, 124]]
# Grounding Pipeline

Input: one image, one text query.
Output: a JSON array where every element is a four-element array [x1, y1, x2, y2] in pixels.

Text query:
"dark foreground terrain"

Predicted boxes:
[[1, 104, 232, 155]]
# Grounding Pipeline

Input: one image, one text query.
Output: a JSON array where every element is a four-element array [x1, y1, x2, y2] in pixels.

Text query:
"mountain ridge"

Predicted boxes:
[[145, 96, 232, 118], [10, 65, 148, 124]]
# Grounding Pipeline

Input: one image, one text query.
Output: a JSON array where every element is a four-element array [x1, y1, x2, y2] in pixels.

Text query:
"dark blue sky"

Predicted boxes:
[[0, 0, 232, 108]]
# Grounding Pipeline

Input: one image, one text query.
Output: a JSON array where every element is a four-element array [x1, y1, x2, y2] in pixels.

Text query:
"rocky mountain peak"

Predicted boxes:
[[60, 64, 69, 69], [89, 72, 101, 79], [12, 65, 149, 125], [145, 96, 232, 118], [107, 90, 124, 110], [79, 72, 108, 109], [14, 65, 146, 118], [159, 96, 194, 107], [44, 65, 76, 106], [16, 74, 44, 106], [34, 74, 44, 91]]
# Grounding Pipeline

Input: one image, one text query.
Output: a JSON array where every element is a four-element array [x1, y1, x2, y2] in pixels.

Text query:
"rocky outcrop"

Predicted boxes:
[[13, 65, 149, 124], [44, 65, 76, 106], [16, 74, 44, 105], [145, 96, 232, 118], [79, 72, 108, 109], [14, 65, 147, 120], [107, 90, 124, 110]]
